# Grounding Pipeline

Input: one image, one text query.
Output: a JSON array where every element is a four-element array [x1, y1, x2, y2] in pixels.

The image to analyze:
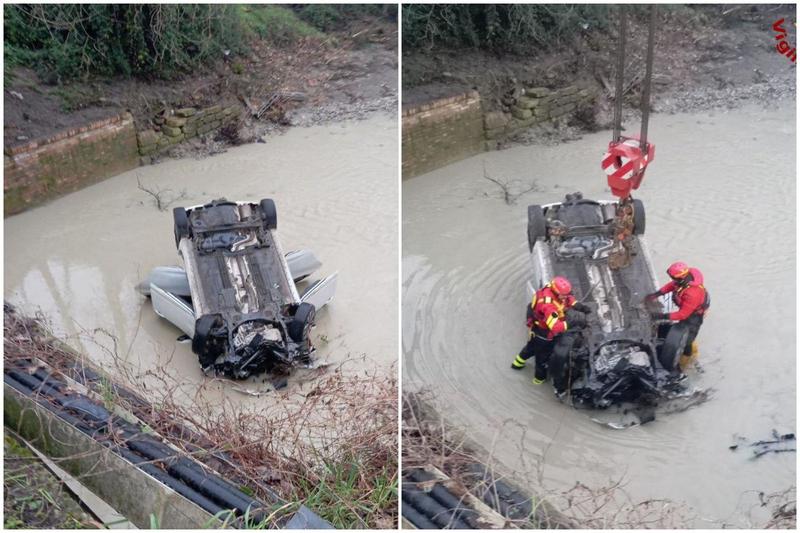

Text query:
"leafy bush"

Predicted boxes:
[[4, 4, 246, 82], [296, 4, 397, 31], [297, 4, 343, 32], [238, 5, 321, 45], [403, 4, 614, 54]]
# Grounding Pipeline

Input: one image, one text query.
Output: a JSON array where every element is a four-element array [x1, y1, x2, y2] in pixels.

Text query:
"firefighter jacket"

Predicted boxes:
[[527, 285, 577, 340], [657, 267, 710, 321]]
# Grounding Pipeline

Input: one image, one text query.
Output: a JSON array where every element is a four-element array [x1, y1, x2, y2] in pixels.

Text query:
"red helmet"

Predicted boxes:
[[667, 261, 690, 280], [551, 276, 572, 295]]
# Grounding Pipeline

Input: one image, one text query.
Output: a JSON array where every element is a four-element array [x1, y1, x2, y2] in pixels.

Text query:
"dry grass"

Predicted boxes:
[[3, 305, 398, 529]]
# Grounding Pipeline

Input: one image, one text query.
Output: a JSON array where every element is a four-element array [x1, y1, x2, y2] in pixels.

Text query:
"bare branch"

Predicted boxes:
[[482, 161, 540, 205]]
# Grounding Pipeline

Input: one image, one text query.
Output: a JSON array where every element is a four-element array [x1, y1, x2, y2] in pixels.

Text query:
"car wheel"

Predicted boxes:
[[288, 303, 315, 342], [260, 199, 277, 230], [527, 205, 547, 251], [550, 334, 575, 394], [658, 322, 689, 371], [632, 198, 645, 235], [192, 314, 225, 369], [173, 207, 190, 249]]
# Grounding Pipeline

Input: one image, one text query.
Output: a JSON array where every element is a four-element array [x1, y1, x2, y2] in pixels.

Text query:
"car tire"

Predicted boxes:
[[632, 198, 645, 235], [658, 322, 689, 371], [260, 199, 277, 230], [173, 207, 190, 249], [550, 334, 575, 394], [288, 303, 315, 342], [527, 205, 547, 251], [192, 314, 225, 368]]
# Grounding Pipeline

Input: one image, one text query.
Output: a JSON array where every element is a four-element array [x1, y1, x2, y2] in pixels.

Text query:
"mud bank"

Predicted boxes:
[[5, 114, 397, 410], [402, 102, 795, 526]]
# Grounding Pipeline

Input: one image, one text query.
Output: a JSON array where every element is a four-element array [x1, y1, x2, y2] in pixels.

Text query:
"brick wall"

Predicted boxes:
[[4, 113, 139, 216], [402, 91, 485, 179]]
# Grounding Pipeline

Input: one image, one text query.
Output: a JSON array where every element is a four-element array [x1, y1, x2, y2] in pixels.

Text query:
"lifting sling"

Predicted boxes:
[[602, 6, 658, 200]]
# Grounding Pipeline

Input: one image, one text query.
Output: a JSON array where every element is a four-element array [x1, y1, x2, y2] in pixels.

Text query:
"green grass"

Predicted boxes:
[[4, 431, 96, 529], [52, 86, 101, 113], [97, 375, 117, 410], [238, 6, 322, 45], [296, 457, 397, 529]]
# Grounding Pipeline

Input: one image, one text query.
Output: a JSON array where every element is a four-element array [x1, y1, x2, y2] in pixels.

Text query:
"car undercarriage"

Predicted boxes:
[[527, 192, 694, 409], [140, 199, 337, 379]]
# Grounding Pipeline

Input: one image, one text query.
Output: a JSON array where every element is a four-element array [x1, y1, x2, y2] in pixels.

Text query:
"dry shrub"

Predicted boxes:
[[403, 390, 795, 529], [216, 121, 243, 145], [4, 305, 398, 528]]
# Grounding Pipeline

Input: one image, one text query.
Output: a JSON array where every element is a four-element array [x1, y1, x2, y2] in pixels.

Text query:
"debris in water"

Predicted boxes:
[[232, 385, 273, 397], [592, 417, 639, 430], [659, 388, 714, 414], [591, 408, 648, 429], [591, 388, 712, 429], [729, 430, 796, 459]]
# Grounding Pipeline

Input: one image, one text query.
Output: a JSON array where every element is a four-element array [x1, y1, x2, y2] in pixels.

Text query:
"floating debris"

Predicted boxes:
[[730, 430, 796, 459], [591, 388, 713, 429]]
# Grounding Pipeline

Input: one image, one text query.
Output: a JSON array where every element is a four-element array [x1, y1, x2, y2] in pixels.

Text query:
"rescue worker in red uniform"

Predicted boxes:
[[511, 276, 591, 384], [645, 262, 710, 366]]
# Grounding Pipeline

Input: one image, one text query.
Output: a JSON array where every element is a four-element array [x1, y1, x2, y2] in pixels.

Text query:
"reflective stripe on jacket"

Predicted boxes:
[[529, 284, 576, 340]]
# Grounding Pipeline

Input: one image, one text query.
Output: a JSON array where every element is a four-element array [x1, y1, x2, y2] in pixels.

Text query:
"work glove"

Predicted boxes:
[[565, 309, 587, 328], [651, 312, 670, 321], [568, 315, 587, 329], [644, 292, 661, 302], [572, 302, 592, 314], [526, 317, 534, 329]]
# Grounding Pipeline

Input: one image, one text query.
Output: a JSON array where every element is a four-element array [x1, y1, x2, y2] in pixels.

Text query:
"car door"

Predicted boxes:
[[150, 283, 195, 337]]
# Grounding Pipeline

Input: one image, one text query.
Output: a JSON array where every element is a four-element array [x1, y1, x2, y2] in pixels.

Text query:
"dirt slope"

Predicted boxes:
[[4, 19, 397, 148], [402, 5, 796, 118]]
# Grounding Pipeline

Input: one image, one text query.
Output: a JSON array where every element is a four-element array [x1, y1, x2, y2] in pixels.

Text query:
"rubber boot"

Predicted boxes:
[[532, 377, 545, 385], [511, 354, 526, 370], [679, 343, 699, 371]]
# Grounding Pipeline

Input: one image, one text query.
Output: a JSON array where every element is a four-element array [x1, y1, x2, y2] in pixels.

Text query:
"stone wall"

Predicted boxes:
[[402, 91, 484, 179], [4, 113, 139, 216], [402, 84, 600, 177], [136, 104, 241, 162], [485, 84, 600, 143]]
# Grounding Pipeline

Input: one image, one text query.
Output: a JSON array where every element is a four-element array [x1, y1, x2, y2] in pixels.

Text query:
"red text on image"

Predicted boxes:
[[773, 18, 796, 63]]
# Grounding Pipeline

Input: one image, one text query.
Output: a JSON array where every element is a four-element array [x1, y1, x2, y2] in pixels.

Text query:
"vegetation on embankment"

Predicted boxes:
[[403, 391, 796, 529], [4, 4, 396, 83], [403, 4, 616, 54], [401, 4, 737, 56], [4, 3, 397, 161], [4, 431, 97, 529], [402, 3, 795, 123], [4, 306, 398, 529]]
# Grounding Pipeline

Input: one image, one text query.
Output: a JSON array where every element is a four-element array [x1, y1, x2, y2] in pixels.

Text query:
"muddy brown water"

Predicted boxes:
[[403, 103, 795, 526], [6, 115, 397, 411]]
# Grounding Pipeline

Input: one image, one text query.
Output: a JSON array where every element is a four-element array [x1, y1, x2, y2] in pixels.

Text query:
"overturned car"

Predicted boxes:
[[526, 192, 693, 409], [139, 199, 337, 379]]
